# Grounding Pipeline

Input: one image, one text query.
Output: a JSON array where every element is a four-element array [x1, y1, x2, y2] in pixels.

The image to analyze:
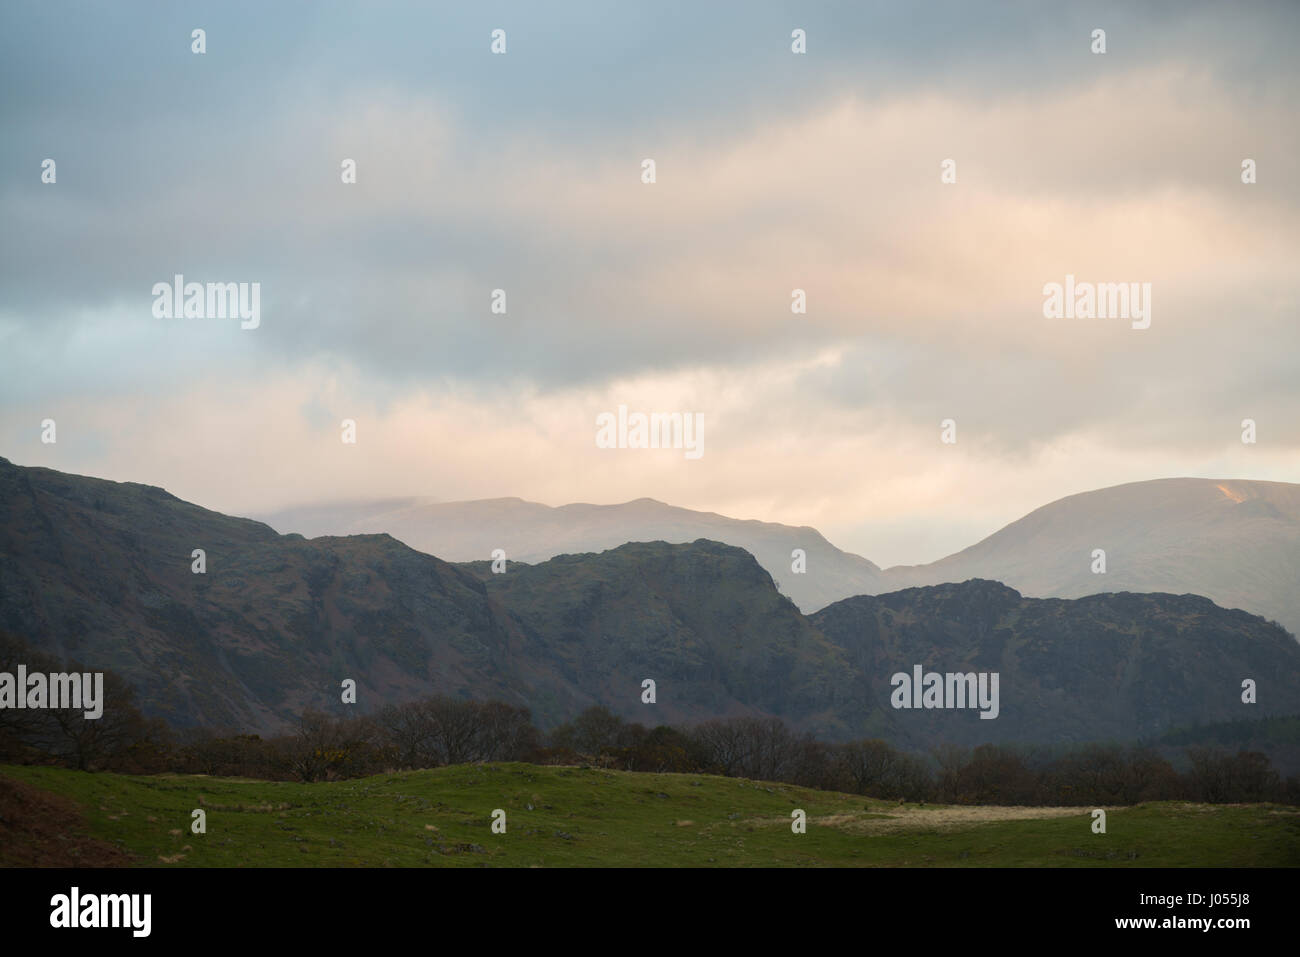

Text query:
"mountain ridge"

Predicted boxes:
[[3, 457, 1299, 752], [257, 474, 1300, 636]]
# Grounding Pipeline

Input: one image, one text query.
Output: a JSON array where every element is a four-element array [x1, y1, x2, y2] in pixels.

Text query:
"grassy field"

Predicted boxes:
[[3, 762, 1298, 867]]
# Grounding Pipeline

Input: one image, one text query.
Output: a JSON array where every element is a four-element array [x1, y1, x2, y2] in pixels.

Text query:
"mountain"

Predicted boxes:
[[258, 495, 890, 614], [0, 457, 857, 735], [887, 478, 1300, 639], [0, 458, 528, 733], [469, 540, 861, 738], [4, 458, 1300, 750], [259, 478, 1300, 639], [811, 582, 1300, 749]]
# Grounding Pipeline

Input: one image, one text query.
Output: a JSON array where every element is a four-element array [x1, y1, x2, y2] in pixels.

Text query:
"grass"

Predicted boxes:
[[3, 762, 1298, 867]]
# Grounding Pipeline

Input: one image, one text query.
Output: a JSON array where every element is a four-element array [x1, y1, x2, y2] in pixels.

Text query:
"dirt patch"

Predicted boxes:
[[744, 805, 1093, 835], [0, 773, 136, 867]]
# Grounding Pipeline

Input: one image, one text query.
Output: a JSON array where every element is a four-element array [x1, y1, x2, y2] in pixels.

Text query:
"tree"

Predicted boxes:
[[551, 705, 633, 757], [931, 742, 970, 803]]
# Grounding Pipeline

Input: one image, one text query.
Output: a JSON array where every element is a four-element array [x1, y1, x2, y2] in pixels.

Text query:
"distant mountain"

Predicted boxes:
[[5, 458, 1300, 750], [887, 478, 1300, 639], [260, 478, 1300, 638], [258, 495, 890, 614]]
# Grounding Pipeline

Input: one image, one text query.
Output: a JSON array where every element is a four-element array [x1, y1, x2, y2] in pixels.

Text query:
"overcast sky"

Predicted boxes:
[[2, 1, 1297, 565]]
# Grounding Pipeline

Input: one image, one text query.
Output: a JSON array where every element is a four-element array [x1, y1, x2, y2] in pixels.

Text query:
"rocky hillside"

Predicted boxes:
[[4, 458, 1298, 749], [811, 581, 1300, 749]]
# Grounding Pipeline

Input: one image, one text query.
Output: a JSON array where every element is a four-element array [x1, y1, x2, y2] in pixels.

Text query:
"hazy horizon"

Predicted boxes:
[[5, 451, 1298, 570]]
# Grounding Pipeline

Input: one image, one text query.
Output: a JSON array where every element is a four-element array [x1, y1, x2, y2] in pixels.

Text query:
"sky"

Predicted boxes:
[[1, 1, 1297, 566]]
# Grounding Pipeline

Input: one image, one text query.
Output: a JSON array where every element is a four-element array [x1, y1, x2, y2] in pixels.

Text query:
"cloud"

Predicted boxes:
[[1, 2, 1297, 564]]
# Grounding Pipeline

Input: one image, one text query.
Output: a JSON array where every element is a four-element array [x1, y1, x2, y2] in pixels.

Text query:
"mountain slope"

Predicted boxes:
[[887, 478, 1300, 638], [0, 459, 860, 735], [4, 458, 1299, 749], [472, 540, 861, 738], [257, 495, 889, 614], [0, 458, 530, 732], [811, 580, 1300, 749]]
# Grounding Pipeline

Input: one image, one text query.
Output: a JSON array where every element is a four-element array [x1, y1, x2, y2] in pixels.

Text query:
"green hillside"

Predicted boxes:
[[3, 763, 1297, 868]]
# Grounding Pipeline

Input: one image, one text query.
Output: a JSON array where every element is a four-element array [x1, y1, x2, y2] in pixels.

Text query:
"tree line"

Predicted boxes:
[[2, 632, 1296, 805]]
